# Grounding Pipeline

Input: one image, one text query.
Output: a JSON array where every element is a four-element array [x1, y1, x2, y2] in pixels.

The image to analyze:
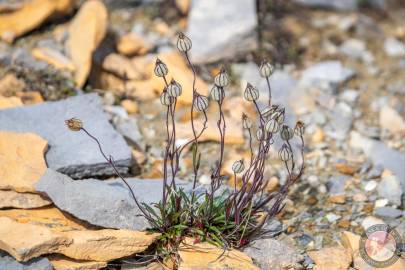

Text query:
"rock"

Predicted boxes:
[[308, 246, 352, 270], [117, 32, 153, 56], [377, 175, 403, 206], [335, 162, 356, 175], [384, 37, 405, 57], [0, 216, 72, 262], [66, 0, 107, 87], [291, 0, 358, 11], [0, 95, 23, 109], [16, 91, 44, 105], [0, 132, 48, 192], [35, 169, 189, 230], [340, 89, 359, 105], [339, 38, 367, 59], [299, 61, 355, 89], [57, 229, 159, 262], [186, 0, 258, 64], [0, 0, 73, 43], [177, 238, 258, 270], [31, 47, 75, 71], [340, 231, 360, 255], [374, 207, 403, 219], [364, 180, 378, 192], [102, 53, 142, 80], [243, 238, 304, 270], [175, 0, 190, 15], [113, 117, 144, 150], [0, 251, 53, 270], [366, 164, 383, 179], [379, 106, 405, 135], [49, 255, 107, 270], [0, 190, 51, 209], [350, 131, 405, 190], [361, 216, 385, 231], [0, 94, 132, 179], [0, 73, 26, 96], [121, 99, 138, 114], [327, 176, 349, 204]]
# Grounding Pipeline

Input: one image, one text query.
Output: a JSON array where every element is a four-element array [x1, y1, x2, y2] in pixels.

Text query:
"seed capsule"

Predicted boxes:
[[160, 91, 173, 106], [154, 58, 168, 77], [177, 32, 192, 52], [244, 83, 259, 101], [280, 125, 294, 141], [278, 144, 291, 161], [65, 118, 83, 131], [260, 106, 273, 118], [232, 159, 245, 174], [214, 68, 229, 87], [242, 113, 252, 129], [256, 128, 269, 141], [259, 60, 274, 78], [167, 79, 182, 97], [264, 118, 279, 133], [294, 121, 305, 137], [194, 94, 209, 111], [210, 85, 225, 101]]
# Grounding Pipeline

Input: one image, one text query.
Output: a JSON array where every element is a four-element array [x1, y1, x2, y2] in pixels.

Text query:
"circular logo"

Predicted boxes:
[[359, 224, 402, 268]]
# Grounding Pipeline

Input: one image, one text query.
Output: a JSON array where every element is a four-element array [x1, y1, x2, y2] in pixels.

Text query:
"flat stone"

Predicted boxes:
[[0, 190, 51, 209], [178, 238, 258, 270], [35, 169, 190, 230], [0, 216, 72, 262], [0, 95, 23, 109], [116, 32, 153, 56], [377, 176, 403, 206], [58, 229, 159, 262], [243, 238, 304, 270], [379, 106, 405, 135], [0, 93, 132, 179], [340, 231, 360, 255], [299, 61, 355, 89], [350, 131, 405, 190], [374, 207, 403, 219], [49, 255, 107, 270], [0, 251, 53, 270], [31, 47, 75, 71], [0, 132, 48, 192], [102, 53, 142, 80], [308, 246, 352, 270], [291, 0, 358, 11], [66, 0, 107, 87], [186, 0, 258, 64]]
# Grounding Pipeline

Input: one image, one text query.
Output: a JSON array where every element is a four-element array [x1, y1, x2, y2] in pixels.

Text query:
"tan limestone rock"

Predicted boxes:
[[49, 255, 107, 270], [58, 229, 160, 261], [66, 0, 107, 88], [379, 106, 405, 135], [121, 99, 139, 114], [175, 0, 190, 15], [0, 190, 51, 209], [32, 47, 75, 71], [0, 132, 48, 192], [308, 246, 352, 270], [16, 91, 44, 105], [177, 238, 259, 270], [102, 53, 142, 80], [117, 32, 153, 56], [0, 73, 26, 96], [0, 0, 73, 43], [340, 231, 360, 255], [0, 96, 23, 109], [0, 216, 72, 262]]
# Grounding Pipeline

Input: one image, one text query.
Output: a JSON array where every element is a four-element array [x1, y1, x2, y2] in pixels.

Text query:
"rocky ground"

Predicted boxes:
[[0, 0, 404, 269]]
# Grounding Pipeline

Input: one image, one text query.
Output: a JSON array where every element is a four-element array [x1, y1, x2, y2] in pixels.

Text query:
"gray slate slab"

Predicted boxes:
[[291, 0, 358, 11], [35, 169, 191, 231], [0, 252, 52, 270], [0, 93, 132, 179], [186, 0, 258, 64]]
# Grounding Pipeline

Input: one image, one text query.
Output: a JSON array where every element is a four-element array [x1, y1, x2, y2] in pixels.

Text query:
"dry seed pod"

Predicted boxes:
[[244, 83, 259, 101], [278, 144, 291, 161], [280, 125, 294, 141], [214, 68, 229, 87], [154, 58, 168, 77], [194, 94, 209, 111], [167, 79, 182, 97], [294, 121, 305, 137], [210, 85, 225, 101], [259, 60, 274, 78], [160, 91, 173, 106], [65, 118, 83, 131], [177, 32, 192, 52], [256, 128, 269, 141], [242, 113, 252, 129], [264, 118, 279, 133], [232, 159, 245, 174], [260, 106, 273, 118]]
